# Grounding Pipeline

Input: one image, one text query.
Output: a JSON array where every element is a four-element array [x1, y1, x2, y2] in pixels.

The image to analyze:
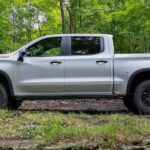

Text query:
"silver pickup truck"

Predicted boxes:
[[0, 34, 150, 114]]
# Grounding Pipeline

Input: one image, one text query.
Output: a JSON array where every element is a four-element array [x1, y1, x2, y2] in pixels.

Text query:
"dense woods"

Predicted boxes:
[[0, 0, 149, 53]]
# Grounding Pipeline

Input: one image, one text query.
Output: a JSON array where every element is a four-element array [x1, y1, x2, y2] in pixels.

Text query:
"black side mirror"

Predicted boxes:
[[18, 51, 26, 62]]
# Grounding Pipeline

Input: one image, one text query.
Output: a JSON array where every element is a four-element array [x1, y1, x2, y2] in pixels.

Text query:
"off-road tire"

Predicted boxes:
[[8, 98, 22, 110], [0, 83, 21, 110], [0, 83, 9, 109], [133, 80, 150, 115], [123, 95, 138, 113]]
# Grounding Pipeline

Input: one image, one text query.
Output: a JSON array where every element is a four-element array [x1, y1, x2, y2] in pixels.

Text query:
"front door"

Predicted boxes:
[[13, 36, 65, 96], [64, 36, 112, 95]]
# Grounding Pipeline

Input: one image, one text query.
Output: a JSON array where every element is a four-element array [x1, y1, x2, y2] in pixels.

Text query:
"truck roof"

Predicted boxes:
[[41, 34, 113, 38]]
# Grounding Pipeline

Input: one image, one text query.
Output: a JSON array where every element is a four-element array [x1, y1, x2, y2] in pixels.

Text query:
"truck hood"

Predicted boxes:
[[0, 52, 14, 60], [0, 54, 11, 58]]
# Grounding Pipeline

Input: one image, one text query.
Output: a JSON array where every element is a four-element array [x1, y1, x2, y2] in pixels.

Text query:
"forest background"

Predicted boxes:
[[0, 0, 149, 53]]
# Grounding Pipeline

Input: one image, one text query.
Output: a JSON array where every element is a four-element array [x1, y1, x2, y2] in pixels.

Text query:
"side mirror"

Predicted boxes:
[[18, 51, 26, 62]]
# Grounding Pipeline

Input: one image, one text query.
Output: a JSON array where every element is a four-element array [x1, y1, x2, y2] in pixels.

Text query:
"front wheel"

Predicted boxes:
[[133, 80, 150, 115], [8, 98, 22, 110], [0, 83, 22, 110], [0, 83, 8, 108]]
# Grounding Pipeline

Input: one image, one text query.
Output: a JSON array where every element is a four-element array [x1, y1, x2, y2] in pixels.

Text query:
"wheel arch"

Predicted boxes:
[[0, 70, 14, 98], [127, 68, 150, 95]]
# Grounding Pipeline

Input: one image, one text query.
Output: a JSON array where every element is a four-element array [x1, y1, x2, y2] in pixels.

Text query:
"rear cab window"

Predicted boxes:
[[71, 36, 104, 56]]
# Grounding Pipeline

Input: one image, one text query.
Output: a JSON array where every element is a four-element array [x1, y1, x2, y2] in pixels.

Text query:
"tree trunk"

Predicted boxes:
[[38, 21, 42, 37], [70, 9, 74, 33], [26, 26, 32, 42], [66, 5, 74, 33], [11, 10, 16, 43], [79, 0, 82, 28], [60, 0, 66, 33]]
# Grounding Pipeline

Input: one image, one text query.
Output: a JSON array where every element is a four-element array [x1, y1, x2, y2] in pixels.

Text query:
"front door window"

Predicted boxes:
[[26, 37, 62, 57]]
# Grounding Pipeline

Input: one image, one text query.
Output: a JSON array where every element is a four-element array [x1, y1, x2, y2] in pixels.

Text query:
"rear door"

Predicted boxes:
[[64, 36, 112, 95]]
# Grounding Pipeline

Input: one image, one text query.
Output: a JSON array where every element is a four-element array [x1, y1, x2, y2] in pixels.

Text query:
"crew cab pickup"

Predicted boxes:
[[0, 34, 150, 114]]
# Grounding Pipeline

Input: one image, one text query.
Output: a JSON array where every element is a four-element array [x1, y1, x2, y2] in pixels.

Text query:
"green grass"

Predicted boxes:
[[0, 110, 150, 149]]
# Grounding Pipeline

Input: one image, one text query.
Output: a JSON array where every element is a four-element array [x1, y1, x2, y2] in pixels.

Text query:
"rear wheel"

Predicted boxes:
[[133, 80, 150, 115], [123, 95, 138, 113]]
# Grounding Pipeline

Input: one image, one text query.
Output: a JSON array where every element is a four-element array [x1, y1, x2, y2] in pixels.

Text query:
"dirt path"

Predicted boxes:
[[19, 99, 128, 113]]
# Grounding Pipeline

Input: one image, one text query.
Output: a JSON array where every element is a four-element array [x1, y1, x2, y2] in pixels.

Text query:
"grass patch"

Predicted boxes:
[[0, 110, 150, 149]]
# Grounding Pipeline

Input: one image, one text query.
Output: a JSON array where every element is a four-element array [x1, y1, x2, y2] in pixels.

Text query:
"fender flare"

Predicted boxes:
[[127, 68, 150, 95], [0, 70, 14, 97]]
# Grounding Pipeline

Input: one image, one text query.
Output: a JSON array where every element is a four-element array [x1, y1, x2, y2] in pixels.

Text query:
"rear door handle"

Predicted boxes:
[[96, 60, 108, 64], [50, 61, 62, 65]]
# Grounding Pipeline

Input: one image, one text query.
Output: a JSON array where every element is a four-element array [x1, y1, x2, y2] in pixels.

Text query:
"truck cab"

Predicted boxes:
[[14, 34, 114, 96]]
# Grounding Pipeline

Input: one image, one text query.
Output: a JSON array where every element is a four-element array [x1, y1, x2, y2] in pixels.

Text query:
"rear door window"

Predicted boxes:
[[71, 36, 103, 55]]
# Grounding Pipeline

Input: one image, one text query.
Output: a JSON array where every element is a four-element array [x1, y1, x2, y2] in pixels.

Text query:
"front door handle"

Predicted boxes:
[[96, 60, 108, 64], [50, 61, 62, 65]]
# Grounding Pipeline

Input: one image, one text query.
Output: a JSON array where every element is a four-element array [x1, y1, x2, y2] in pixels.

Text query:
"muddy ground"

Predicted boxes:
[[19, 99, 128, 113]]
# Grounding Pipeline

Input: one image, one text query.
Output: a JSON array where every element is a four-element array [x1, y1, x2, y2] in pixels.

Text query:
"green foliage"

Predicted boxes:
[[0, 0, 149, 53]]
